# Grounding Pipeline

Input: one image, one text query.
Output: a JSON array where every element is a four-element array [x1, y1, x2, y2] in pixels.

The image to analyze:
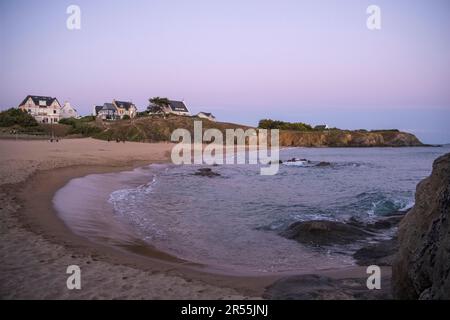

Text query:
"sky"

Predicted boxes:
[[0, 0, 449, 143]]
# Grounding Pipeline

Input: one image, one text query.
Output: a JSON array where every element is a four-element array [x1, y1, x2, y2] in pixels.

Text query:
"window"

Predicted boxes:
[[54, 110, 57, 114]]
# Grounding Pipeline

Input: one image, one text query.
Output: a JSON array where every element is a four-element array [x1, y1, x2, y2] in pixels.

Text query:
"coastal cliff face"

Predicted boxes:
[[102, 117, 422, 147], [392, 153, 450, 299], [279, 130, 423, 147], [2, 115, 423, 147]]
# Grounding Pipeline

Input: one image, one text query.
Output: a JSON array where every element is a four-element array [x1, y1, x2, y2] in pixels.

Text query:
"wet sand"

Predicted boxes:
[[0, 138, 386, 299]]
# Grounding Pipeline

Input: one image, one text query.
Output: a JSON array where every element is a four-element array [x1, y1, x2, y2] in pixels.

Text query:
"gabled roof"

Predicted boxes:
[[102, 103, 117, 111], [114, 100, 135, 111], [19, 95, 59, 107], [62, 102, 78, 112], [168, 100, 189, 113], [94, 105, 104, 114], [198, 112, 213, 117]]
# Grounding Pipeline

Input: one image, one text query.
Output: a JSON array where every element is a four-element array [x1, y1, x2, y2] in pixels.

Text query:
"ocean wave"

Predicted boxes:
[[354, 192, 414, 217], [107, 176, 168, 241]]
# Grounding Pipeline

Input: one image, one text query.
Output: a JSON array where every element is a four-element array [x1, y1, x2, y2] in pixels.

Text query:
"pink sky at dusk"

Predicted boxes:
[[0, 0, 449, 142]]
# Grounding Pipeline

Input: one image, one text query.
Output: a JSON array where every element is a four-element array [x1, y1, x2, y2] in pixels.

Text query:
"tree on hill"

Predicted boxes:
[[147, 97, 170, 114]]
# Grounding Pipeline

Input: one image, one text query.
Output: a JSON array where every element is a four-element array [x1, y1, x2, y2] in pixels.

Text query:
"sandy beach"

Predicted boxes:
[[0, 138, 391, 299], [0, 138, 271, 299]]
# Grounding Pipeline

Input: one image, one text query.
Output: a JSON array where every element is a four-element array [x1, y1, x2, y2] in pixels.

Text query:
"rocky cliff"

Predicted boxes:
[[26, 115, 423, 147], [392, 153, 450, 299], [279, 130, 423, 147]]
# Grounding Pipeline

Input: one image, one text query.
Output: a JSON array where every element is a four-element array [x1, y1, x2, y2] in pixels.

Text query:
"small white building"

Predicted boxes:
[[18, 95, 61, 123], [60, 101, 80, 119], [196, 112, 216, 122]]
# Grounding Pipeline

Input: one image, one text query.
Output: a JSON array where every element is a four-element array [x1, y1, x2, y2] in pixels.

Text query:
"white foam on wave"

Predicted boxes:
[[282, 160, 312, 167], [367, 197, 415, 216], [108, 175, 168, 241]]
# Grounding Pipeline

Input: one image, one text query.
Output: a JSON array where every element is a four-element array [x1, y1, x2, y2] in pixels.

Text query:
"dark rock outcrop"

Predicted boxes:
[[392, 153, 450, 299], [315, 161, 331, 167], [353, 238, 398, 266], [279, 220, 373, 246], [263, 274, 392, 300], [193, 168, 221, 177], [347, 212, 405, 232]]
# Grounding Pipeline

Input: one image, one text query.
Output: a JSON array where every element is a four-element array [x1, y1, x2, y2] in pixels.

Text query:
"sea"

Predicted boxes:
[[54, 145, 450, 274]]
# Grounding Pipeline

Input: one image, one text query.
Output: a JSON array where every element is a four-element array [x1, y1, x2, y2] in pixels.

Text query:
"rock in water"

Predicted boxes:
[[392, 152, 450, 299], [347, 213, 405, 231], [315, 161, 331, 167], [193, 167, 221, 177], [279, 220, 372, 246], [263, 274, 392, 300], [353, 237, 399, 266]]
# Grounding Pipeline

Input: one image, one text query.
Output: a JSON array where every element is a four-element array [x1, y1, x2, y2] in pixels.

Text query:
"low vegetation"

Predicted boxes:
[[0, 109, 422, 146], [58, 116, 102, 136], [258, 119, 314, 131], [0, 108, 38, 127], [93, 115, 250, 142]]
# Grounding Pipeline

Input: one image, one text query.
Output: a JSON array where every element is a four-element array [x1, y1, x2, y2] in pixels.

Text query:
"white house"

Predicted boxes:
[[18, 95, 61, 123], [60, 101, 80, 119], [196, 112, 216, 122]]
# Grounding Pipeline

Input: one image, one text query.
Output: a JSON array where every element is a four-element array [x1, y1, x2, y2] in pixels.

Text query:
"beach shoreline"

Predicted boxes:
[[0, 138, 278, 299], [0, 138, 389, 299]]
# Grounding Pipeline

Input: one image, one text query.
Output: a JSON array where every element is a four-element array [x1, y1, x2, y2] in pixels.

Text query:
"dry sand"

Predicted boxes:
[[0, 138, 264, 299]]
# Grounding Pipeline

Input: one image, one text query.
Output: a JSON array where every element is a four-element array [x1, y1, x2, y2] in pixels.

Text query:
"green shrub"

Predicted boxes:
[[0, 108, 38, 127], [79, 115, 96, 122], [58, 117, 77, 126], [58, 117, 101, 136], [70, 123, 102, 135], [122, 115, 130, 120], [136, 111, 149, 118], [258, 119, 313, 131]]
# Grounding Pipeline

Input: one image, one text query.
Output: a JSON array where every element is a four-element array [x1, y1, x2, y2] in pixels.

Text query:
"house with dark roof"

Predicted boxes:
[[314, 124, 329, 130], [166, 100, 190, 116], [196, 112, 216, 122], [93, 105, 104, 116], [112, 100, 137, 119], [92, 99, 137, 120], [18, 95, 61, 123], [148, 99, 190, 116], [97, 103, 119, 120]]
